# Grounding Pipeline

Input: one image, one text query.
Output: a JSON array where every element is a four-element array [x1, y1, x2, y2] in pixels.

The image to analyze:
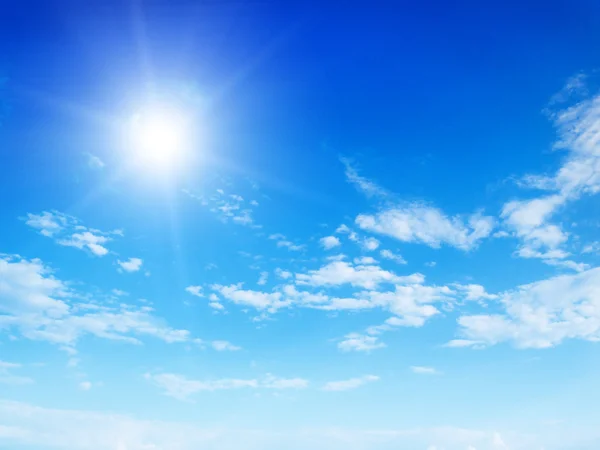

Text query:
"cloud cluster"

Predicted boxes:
[[24, 211, 120, 257], [450, 267, 600, 348], [0, 255, 229, 353]]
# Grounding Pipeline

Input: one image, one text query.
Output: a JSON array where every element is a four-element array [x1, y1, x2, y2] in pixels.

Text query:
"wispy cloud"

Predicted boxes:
[[183, 188, 260, 228], [410, 366, 440, 375], [322, 374, 379, 391], [145, 372, 308, 401], [24, 211, 119, 257]]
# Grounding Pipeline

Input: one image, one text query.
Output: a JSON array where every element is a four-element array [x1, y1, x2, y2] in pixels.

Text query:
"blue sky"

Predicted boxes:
[[2, 1, 600, 449]]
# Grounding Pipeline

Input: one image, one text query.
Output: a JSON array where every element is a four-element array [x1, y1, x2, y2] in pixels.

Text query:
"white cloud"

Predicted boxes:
[[296, 260, 417, 290], [211, 284, 289, 312], [362, 237, 380, 251], [183, 188, 258, 228], [338, 333, 385, 352], [380, 249, 406, 264], [85, 153, 105, 169], [24, 211, 115, 256], [145, 373, 308, 401], [0, 398, 573, 450], [78, 381, 92, 391], [452, 267, 600, 348], [341, 157, 387, 198], [275, 268, 292, 279], [456, 284, 498, 301], [503, 85, 600, 266], [0, 361, 33, 385], [185, 286, 203, 297], [24, 211, 68, 237], [582, 241, 600, 254], [269, 234, 305, 251], [320, 236, 341, 250], [410, 366, 440, 375], [356, 206, 494, 251], [257, 271, 269, 286], [0, 255, 192, 349], [59, 232, 110, 256], [211, 340, 241, 351], [117, 257, 143, 273], [322, 375, 379, 391], [353, 256, 377, 265]]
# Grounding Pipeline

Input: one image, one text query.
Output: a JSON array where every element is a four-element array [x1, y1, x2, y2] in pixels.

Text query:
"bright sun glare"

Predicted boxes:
[[129, 106, 190, 169]]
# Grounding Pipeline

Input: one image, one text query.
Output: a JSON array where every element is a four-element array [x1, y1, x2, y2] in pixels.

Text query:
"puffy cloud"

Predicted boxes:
[[145, 372, 308, 401], [356, 206, 494, 251], [275, 268, 292, 279], [362, 237, 380, 251], [322, 375, 379, 391], [452, 267, 600, 348], [320, 236, 341, 250], [117, 257, 143, 273]]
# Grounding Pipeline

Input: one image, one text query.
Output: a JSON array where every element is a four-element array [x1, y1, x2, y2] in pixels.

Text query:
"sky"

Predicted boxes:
[[1, 0, 600, 449]]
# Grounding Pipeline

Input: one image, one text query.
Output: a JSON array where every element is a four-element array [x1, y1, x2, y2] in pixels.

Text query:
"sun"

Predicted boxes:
[[129, 105, 190, 169]]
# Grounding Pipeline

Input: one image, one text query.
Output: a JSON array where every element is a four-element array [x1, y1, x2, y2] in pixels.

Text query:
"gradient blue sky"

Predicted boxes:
[[2, 1, 600, 449]]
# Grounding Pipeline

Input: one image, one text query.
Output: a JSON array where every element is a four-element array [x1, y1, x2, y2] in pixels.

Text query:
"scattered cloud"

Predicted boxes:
[[268, 233, 305, 251], [320, 236, 341, 250], [24, 211, 117, 257], [0, 255, 193, 350], [183, 188, 259, 228], [502, 86, 600, 269], [322, 374, 379, 391], [117, 257, 143, 273]]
